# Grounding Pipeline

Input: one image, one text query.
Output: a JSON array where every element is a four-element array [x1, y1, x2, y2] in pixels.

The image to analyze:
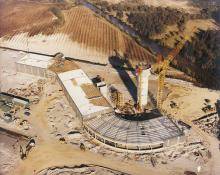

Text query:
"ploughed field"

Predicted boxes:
[[0, 0, 154, 64]]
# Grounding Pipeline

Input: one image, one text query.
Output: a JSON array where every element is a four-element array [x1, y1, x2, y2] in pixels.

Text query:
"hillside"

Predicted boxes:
[[101, 0, 199, 13], [89, 0, 218, 45], [175, 30, 220, 89], [0, 0, 154, 64], [87, 0, 220, 89]]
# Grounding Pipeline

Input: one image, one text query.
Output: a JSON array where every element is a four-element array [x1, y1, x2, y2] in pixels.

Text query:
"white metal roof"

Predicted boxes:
[[58, 69, 112, 117], [16, 53, 54, 69], [85, 113, 182, 145]]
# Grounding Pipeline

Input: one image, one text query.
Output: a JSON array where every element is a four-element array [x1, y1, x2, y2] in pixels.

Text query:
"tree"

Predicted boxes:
[[116, 11, 123, 19]]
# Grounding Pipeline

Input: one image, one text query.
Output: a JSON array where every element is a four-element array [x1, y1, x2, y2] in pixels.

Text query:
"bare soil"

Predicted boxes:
[[0, 0, 154, 64]]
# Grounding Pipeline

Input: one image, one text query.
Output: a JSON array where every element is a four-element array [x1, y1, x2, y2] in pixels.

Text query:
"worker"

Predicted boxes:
[[80, 142, 85, 151]]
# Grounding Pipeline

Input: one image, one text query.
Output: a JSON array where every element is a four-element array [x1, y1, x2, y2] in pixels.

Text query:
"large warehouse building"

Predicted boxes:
[[57, 69, 113, 119]]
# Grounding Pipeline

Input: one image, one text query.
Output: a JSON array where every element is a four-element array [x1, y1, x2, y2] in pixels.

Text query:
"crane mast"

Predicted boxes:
[[157, 38, 188, 109]]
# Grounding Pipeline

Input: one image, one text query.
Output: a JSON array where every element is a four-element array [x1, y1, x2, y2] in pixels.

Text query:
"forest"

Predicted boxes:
[[127, 8, 189, 37], [175, 30, 220, 89], [91, 1, 203, 37]]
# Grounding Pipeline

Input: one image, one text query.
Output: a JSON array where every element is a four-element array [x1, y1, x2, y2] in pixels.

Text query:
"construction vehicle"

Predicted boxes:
[[157, 37, 189, 109]]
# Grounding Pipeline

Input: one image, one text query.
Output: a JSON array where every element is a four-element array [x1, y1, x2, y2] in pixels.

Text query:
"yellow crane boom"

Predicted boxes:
[[157, 37, 188, 109]]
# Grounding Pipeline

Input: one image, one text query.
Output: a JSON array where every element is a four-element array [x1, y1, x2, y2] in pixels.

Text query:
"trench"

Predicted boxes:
[[37, 164, 130, 175]]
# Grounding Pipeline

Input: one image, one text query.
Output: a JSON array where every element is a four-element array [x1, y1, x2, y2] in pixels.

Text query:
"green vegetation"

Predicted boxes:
[[88, 0, 220, 88], [175, 30, 220, 89], [90, 1, 202, 37], [127, 8, 189, 37]]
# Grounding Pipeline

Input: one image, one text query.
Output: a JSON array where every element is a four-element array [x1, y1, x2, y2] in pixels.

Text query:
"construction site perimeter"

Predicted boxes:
[[1, 48, 220, 175]]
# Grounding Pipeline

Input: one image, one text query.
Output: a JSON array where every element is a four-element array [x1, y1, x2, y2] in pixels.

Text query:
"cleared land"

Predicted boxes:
[[0, 1, 154, 64], [142, 0, 199, 13]]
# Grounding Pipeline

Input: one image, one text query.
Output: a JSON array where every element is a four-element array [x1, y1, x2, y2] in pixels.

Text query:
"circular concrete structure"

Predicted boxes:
[[83, 110, 183, 152]]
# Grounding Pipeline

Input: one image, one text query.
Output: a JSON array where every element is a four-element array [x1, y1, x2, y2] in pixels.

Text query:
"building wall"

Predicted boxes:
[[84, 124, 184, 153], [137, 68, 151, 108], [16, 63, 47, 77], [56, 75, 83, 121]]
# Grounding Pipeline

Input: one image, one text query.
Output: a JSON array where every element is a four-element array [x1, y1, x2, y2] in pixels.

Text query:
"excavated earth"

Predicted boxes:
[[38, 165, 129, 175], [0, 128, 28, 175]]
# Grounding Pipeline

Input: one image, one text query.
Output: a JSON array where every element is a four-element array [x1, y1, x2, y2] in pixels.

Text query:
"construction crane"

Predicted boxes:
[[157, 37, 189, 109]]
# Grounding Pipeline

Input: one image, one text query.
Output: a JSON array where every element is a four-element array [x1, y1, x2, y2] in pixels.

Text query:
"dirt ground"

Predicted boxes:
[[163, 83, 220, 122], [8, 80, 166, 175], [0, 129, 28, 175], [142, 0, 200, 13], [1, 49, 220, 175], [37, 165, 130, 175], [0, 0, 154, 64]]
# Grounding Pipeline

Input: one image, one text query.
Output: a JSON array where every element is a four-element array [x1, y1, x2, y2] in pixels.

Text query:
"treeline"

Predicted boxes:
[[191, 0, 220, 8], [174, 30, 220, 89], [212, 9, 220, 23], [191, 0, 220, 24], [90, 0, 202, 37], [128, 8, 190, 37]]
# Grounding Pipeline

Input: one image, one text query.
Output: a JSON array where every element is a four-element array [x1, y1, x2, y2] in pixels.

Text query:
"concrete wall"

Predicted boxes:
[[137, 68, 151, 108], [56, 75, 83, 121], [16, 63, 47, 77]]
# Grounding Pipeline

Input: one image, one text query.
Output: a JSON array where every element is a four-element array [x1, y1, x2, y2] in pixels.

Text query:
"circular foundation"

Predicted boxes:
[[83, 111, 184, 152]]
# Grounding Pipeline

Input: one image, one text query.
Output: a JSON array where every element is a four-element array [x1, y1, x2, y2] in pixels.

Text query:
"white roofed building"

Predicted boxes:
[[57, 69, 113, 119], [16, 53, 54, 77]]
